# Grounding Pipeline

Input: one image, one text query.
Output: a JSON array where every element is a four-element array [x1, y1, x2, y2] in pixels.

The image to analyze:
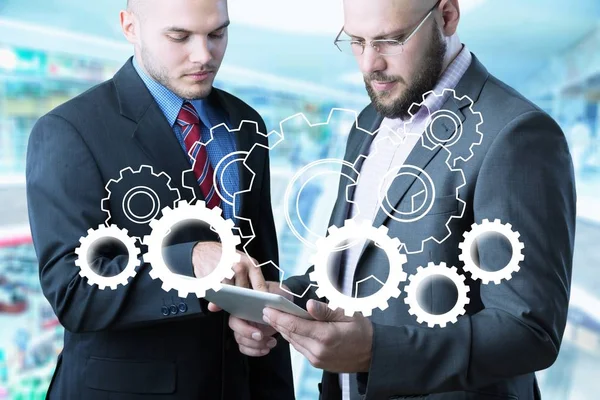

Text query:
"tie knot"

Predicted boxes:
[[176, 101, 200, 126]]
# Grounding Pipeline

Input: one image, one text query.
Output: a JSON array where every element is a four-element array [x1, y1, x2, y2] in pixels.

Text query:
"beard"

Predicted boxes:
[[365, 22, 447, 120], [140, 46, 214, 100]]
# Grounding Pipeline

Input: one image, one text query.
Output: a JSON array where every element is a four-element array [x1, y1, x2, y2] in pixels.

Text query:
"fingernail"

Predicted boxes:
[[267, 338, 277, 348], [252, 332, 262, 341], [262, 315, 270, 324]]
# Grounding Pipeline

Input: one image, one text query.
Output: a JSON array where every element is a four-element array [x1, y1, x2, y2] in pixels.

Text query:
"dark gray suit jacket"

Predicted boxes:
[[285, 54, 576, 400], [26, 59, 294, 399]]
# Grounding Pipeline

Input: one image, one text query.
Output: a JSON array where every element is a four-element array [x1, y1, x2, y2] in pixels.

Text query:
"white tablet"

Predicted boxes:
[[204, 284, 314, 324]]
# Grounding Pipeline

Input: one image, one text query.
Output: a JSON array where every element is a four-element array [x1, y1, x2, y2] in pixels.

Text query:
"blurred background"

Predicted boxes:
[[0, 0, 599, 398]]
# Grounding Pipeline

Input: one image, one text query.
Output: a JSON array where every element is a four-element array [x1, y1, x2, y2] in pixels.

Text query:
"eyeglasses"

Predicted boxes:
[[334, 0, 441, 56]]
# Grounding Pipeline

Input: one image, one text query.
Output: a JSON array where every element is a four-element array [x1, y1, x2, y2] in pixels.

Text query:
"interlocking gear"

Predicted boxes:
[[309, 219, 408, 317], [102, 165, 181, 230], [458, 218, 524, 284], [142, 200, 241, 298], [75, 224, 140, 290], [404, 262, 470, 328], [351, 127, 467, 254], [407, 88, 484, 166]]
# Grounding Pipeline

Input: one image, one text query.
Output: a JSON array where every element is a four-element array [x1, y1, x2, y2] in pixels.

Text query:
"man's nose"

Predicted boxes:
[[359, 44, 386, 76], [189, 38, 213, 65]]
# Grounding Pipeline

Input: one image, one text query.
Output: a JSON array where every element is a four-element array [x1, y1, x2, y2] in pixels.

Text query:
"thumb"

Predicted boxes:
[[307, 300, 351, 322]]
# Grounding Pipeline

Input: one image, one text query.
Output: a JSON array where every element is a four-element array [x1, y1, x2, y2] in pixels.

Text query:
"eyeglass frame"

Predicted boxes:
[[334, 0, 442, 56]]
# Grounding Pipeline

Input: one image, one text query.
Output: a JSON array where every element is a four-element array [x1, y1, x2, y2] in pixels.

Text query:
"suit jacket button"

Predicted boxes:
[[169, 304, 179, 315], [178, 302, 188, 313], [161, 306, 170, 316]]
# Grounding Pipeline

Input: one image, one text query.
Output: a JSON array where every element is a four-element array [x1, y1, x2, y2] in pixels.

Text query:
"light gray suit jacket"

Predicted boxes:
[[285, 54, 576, 400]]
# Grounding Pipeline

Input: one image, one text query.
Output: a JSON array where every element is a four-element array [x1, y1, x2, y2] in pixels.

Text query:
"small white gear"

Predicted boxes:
[[309, 219, 408, 317], [75, 224, 140, 290], [407, 88, 484, 166], [102, 165, 181, 229], [458, 218, 524, 284], [404, 262, 470, 328], [142, 200, 241, 298]]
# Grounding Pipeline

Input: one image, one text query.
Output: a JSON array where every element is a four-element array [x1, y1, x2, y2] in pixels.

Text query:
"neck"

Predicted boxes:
[[441, 34, 463, 72]]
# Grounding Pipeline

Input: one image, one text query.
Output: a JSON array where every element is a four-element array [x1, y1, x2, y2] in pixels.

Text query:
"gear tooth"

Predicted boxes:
[[518, 254, 525, 262], [177, 289, 190, 298], [232, 236, 241, 245], [327, 225, 339, 235], [211, 206, 223, 216], [391, 288, 401, 298], [109, 283, 118, 290], [416, 316, 424, 323], [345, 308, 356, 317], [121, 167, 135, 178], [225, 269, 235, 279], [505, 223, 512, 229], [481, 218, 489, 224], [149, 270, 159, 280], [377, 225, 389, 234], [493, 218, 501, 224], [416, 266, 424, 273], [344, 219, 356, 228], [390, 238, 401, 249], [458, 254, 465, 261], [309, 271, 318, 281], [224, 219, 235, 229], [196, 200, 206, 208], [314, 288, 326, 298], [404, 297, 411, 305], [449, 266, 457, 273], [378, 300, 389, 311], [161, 283, 173, 292]]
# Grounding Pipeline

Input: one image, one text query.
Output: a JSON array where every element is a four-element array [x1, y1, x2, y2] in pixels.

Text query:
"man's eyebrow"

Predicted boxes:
[[163, 20, 230, 34], [343, 27, 408, 40]]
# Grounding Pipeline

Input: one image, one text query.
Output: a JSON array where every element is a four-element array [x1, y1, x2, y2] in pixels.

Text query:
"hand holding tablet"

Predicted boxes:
[[204, 282, 314, 324]]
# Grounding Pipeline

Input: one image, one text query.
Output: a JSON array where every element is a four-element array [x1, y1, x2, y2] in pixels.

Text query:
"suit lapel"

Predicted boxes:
[[113, 59, 198, 202], [370, 98, 466, 229]]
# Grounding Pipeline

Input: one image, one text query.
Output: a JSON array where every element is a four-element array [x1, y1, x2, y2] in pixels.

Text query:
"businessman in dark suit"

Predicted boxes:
[[229, 0, 576, 399], [26, 0, 293, 398]]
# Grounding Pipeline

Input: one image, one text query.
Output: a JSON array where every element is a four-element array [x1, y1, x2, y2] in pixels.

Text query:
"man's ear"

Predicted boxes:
[[120, 10, 139, 45], [437, 0, 460, 36]]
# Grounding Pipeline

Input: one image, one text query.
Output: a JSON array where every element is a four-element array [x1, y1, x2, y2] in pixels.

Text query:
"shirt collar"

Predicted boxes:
[[132, 57, 213, 128]]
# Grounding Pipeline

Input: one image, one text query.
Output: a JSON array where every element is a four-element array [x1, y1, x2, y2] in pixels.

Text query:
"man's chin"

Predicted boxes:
[[177, 84, 213, 101]]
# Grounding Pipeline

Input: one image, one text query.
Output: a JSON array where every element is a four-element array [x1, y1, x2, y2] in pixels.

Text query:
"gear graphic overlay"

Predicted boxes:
[[414, 88, 484, 166], [75, 224, 141, 290], [351, 127, 467, 255], [458, 218, 524, 284], [404, 262, 470, 328], [309, 219, 408, 316], [142, 200, 241, 298], [102, 165, 181, 228]]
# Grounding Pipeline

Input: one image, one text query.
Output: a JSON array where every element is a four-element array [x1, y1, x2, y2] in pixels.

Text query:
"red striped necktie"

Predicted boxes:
[[175, 101, 221, 209]]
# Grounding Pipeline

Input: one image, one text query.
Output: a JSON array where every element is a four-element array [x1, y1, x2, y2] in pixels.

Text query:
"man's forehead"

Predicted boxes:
[[342, 0, 431, 38]]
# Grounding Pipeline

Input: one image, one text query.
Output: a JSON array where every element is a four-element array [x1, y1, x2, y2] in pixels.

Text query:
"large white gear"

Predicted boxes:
[[142, 200, 241, 298], [406, 88, 484, 166], [102, 165, 181, 229], [75, 224, 140, 290], [309, 219, 408, 317], [404, 262, 470, 328], [458, 218, 524, 284]]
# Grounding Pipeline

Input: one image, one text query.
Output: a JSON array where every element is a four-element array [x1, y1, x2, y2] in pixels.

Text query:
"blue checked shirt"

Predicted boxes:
[[133, 58, 240, 220]]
